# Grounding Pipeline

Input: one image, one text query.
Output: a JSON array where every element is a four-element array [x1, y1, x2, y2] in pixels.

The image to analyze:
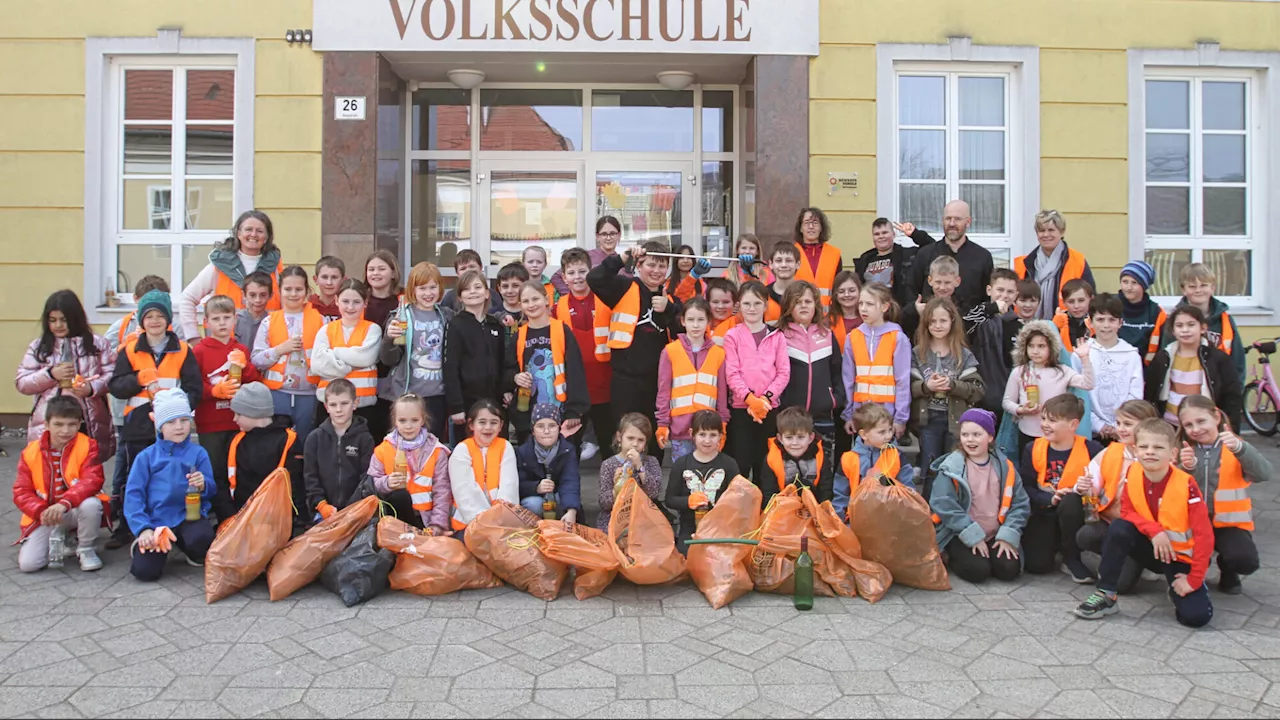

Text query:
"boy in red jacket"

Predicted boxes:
[[14, 396, 108, 572], [1074, 418, 1214, 627], [555, 247, 614, 459], [193, 295, 260, 523]]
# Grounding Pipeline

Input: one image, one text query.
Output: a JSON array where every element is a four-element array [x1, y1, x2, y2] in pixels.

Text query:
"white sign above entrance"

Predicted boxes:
[[312, 0, 819, 55]]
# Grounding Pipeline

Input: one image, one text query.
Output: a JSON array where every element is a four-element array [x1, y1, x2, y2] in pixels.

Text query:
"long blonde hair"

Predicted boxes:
[[914, 296, 966, 363]]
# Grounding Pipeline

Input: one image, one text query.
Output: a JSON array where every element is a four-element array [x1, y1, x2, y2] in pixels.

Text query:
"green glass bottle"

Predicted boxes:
[[794, 535, 814, 611]]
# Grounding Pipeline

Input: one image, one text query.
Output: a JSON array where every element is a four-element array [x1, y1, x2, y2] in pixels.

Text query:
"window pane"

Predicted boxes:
[[1145, 133, 1190, 182], [481, 89, 582, 151], [186, 124, 233, 175], [899, 130, 945, 180], [410, 160, 472, 266], [412, 89, 471, 151], [186, 70, 234, 121], [117, 245, 172, 294], [124, 127, 173, 175], [1203, 187, 1246, 236], [989, 248, 1011, 270], [960, 184, 1005, 234], [899, 184, 945, 233], [595, 170, 682, 248], [491, 170, 579, 267], [123, 180, 172, 230], [898, 76, 944, 126], [1203, 81, 1246, 131], [1146, 80, 1189, 130], [124, 69, 173, 121], [185, 179, 234, 230], [181, 245, 215, 286], [702, 90, 734, 152], [958, 77, 1004, 127], [1203, 249, 1251, 296], [1203, 135, 1246, 183], [701, 161, 732, 256], [1146, 186, 1190, 235], [959, 130, 1005, 181], [1144, 248, 1192, 296], [592, 90, 693, 152]]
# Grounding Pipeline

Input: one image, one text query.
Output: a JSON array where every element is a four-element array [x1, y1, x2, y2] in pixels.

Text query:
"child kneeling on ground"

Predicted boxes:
[[123, 389, 217, 581], [222, 382, 302, 530], [14, 396, 108, 572], [665, 409, 740, 554], [762, 407, 834, 503], [516, 403, 582, 523]]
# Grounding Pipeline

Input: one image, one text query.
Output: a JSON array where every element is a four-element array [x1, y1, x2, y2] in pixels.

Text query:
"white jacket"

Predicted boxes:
[[1073, 338, 1143, 431], [448, 440, 519, 527], [178, 253, 266, 340], [310, 321, 383, 406]]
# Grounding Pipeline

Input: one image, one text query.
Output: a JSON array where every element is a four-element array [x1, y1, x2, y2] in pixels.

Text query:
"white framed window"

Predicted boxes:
[[84, 31, 254, 321]]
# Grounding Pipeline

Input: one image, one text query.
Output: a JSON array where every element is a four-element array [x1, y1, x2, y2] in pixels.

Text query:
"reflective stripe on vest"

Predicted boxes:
[[848, 330, 899, 404], [1032, 436, 1092, 493], [1014, 247, 1086, 312], [317, 319, 378, 397], [1145, 309, 1168, 365], [451, 438, 508, 531], [227, 428, 297, 495], [1123, 463, 1195, 563], [123, 338, 190, 415], [765, 438, 825, 492], [214, 260, 282, 312], [1212, 446, 1253, 531], [839, 446, 900, 494], [19, 435, 105, 530], [556, 293, 611, 362], [793, 242, 841, 306], [665, 341, 725, 416], [263, 307, 324, 390], [607, 284, 641, 349], [374, 441, 443, 513], [517, 320, 569, 403]]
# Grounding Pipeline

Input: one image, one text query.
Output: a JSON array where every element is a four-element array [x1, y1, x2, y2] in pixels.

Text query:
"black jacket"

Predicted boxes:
[[108, 331, 203, 445], [442, 310, 507, 416], [514, 437, 582, 516], [221, 416, 305, 517], [853, 235, 935, 308], [905, 230, 994, 317], [502, 322, 591, 431], [968, 307, 1019, 414], [1147, 341, 1243, 432], [778, 328, 845, 423], [303, 416, 376, 515], [587, 253, 681, 380]]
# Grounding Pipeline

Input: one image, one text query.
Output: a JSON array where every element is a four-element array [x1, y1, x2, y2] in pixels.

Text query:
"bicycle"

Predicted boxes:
[[1243, 338, 1280, 436]]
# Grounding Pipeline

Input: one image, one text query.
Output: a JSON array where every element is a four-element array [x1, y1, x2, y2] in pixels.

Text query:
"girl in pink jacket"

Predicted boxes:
[[723, 281, 791, 493]]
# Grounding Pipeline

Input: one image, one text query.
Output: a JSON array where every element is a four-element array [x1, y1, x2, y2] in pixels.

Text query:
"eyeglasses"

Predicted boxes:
[[801, 219, 822, 227], [597, 231, 620, 239]]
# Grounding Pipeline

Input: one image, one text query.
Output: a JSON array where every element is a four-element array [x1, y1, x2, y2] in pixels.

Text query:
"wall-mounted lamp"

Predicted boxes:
[[285, 29, 313, 46], [657, 70, 695, 91]]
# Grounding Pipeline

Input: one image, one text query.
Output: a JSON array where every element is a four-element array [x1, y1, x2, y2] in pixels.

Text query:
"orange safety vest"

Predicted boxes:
[[373, 440, 443, 514], [543, 282, 556, 306], [764, 438, 825, 492], [1212, 446, 1253, 531], [932, 457, 1018, 526], [123, 338, 190, 416], [1032, 436, 1092, 493], [793, 242, 841, 307], [317, 320, 378, 399], [262, 307, 324, 390], [848, 329, 899, 404], [711, 316, 738, 347], [1052, 313, 1093, 354], [831, 316, 857, 357], [450, 437, 508, 531], [606, 284, 673, 351], [839, 446, 901, 493], [1217, 312, 1235, 356], [516, 320, 569, 403], [18, 434, 109, 533], [765, 296, 782, 325], [664, 340, 725, 417], [1123, 463, 1196, 563], [227, 428, 297, 495], [1145, 309, 1168, 365], [1014, 247, 1087, 313], [1095, 442, 1130, 514], [214, 260, 283, 312], [556, 293, 611, 362]]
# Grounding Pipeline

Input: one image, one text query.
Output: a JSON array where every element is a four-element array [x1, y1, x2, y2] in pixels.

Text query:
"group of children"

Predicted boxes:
[[11, 207, 1269, 629]]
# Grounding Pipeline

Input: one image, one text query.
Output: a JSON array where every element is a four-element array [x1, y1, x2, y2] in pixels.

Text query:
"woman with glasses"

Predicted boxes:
[[178, 210, 283, 343], [550, 216, 627, 295], [792, 207, 843, 309]]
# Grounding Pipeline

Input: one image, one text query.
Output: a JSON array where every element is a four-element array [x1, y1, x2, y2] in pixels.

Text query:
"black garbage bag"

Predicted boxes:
[[319, 520, 394, 607]]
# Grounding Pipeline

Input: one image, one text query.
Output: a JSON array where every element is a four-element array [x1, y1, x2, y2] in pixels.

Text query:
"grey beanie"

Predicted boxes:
[[230, 381, 275, 419]]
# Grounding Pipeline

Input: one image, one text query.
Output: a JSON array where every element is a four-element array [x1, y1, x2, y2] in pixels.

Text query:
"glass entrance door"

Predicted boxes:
[[589, 162, 696, 255], [477, 161, 583, 273]]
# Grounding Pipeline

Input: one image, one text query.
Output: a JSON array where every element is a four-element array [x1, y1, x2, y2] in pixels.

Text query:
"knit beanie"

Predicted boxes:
[[152, 388, 193, 430], [1120, 260, 1155, 291], [531, 403, 562, 426], [230, 381, 275, 419], [958, 408, 997, 438], [136, 290, 173, 326]]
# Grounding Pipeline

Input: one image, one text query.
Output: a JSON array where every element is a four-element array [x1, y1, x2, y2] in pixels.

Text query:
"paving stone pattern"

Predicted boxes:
[[1, 440, 1280, 718]]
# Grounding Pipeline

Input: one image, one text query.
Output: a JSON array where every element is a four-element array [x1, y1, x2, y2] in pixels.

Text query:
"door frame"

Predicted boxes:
[[475, 159, 585, 278], [586, 159, 698, 255]]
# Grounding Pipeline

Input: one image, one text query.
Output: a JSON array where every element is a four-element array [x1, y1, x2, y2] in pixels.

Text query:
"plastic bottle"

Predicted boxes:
[[185, 481, 201, 522], [516, 386, 532, 413], [48, 526, 66, 569], [793, 535, 814, 611]]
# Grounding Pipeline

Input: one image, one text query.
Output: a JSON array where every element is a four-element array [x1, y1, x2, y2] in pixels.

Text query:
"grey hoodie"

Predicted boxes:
[[929, 449, 1031, 551], [1187, 438, 1272, 518]]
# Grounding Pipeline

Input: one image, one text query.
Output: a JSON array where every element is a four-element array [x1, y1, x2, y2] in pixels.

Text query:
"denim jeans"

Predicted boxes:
[[669, 439, 695, 463], [521, 493, 560, 517], [918, 409, 951, 498], [272, 391, 317, 446]]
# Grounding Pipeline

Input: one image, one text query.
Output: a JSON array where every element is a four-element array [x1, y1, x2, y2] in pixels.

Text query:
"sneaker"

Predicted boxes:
[[580, 441, 599, 461], [77, 548, 103, 572], [1063, 558, 1096, 584], [105, 526, 133, 551], [899, 434, 914, 448], [1074, 591, 1119, 620], [1219, 571, 1243, 596], [184, 555, 204, 568]]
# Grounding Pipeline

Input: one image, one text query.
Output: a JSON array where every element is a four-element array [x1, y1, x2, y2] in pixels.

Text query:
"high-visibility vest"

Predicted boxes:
[[1053, 313, 1093, 354], [262, 307, 324, 389], [18, 434, 109, 532], [1014, 247, 1087, 313], [606, 283, 672, 351], [664, 340, 725, 417], [1212, 446, 1253, 531], [764, 438, 825, 492], [831, 315, 857, 357], [1124, 463, 1196, 563], [516, 320, 569, 403], [1096, 442, 1131, 514], [123, 338, 190, 416], [227, 428, 297, 495], [543, 282, 556, 306], [450, 438, 508, 531], [556, 292, 611, 362], [848, 329, 899, 404], [932, 457, 1018, 526], [840, 445, 901, 495], [214, 259, 282, 312], [317, 319, 378, 400], [711, 316, 738, 347], [1144, 309, 1168, 365], [116, 312, 174, 351], [1217, 312, 1235, 356], [765, 295, 782, 325], [793, 242, 841, 307], [374, 440, 444, 514], [1032, 436, 1092, 493]]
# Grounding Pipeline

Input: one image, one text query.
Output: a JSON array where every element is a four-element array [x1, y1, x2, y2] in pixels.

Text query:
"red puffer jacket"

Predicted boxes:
[[13, 433, 106, 541]]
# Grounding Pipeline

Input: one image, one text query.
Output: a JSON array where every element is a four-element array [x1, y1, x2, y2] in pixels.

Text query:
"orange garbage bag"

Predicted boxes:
[[388, 535, 503, 596], [539, 520, 618, 600], [608, 475, 687, 585], [265, 496, 380, 601], [749, 486, 835, 597], [464, 501, 568, 600], [376, 516, 432, 553], [687, 476, 761, 609], [848, 472, 950, 591], [205, 468, 294, 603]]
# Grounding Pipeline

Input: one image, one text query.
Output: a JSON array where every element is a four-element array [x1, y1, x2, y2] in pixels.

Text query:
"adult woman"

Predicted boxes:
[[1013, 209, 1095, 320], [792, 207, 842, 308], [179, 210, 282, 341], [16, 290, 117, 456], [550, 216, 625, 294]]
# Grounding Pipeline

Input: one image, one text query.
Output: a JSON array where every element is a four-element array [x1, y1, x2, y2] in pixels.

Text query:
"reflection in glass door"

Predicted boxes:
[[592, 167, 691, 252], [480, 165, 581, 269]]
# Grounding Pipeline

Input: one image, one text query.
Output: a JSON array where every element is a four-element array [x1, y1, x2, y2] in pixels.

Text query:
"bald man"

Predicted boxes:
[[903, 199, 994, 319]]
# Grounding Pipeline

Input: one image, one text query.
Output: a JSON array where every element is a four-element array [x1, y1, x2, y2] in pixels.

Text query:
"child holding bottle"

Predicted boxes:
[[515, 403, 581, 523], [311, 279, 383, 422], [656, 297, 730, 463], [504, 281, 589, 444], [251, 266, 324, 444], [369, 394, 452, 533], [723, 281, 790, 487], [381, 262, 454, 442], [1002, 319, 1095, 458], [447, 400, 519, 541], [597, 413, 664, 534]]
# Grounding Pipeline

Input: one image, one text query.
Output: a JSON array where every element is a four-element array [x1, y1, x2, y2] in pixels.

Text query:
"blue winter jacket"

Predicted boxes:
[[514, 436, 582, 517], [124, 434, 217, 535], [832, 437, 916, 518], [929, 449, 1030, 552]]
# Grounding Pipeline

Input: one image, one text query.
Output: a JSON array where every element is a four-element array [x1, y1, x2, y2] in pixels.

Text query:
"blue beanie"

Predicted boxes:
[[137, 290, 173, 325], [1120, 261, 1155, 291], [152, 388, 193, 431]]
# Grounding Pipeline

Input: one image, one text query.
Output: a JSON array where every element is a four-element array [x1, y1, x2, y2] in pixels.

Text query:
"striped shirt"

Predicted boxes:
[[1165, 353, 1204, 423]]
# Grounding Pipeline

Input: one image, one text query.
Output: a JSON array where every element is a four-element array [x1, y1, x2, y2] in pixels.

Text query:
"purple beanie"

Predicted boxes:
[[959, 408, 997, 438]]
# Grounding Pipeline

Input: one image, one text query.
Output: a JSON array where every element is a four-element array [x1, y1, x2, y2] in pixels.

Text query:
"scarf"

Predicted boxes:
[[209, 245, 282, 286], [534, 440, 558, 468], [1034, 241, 1066, 320]]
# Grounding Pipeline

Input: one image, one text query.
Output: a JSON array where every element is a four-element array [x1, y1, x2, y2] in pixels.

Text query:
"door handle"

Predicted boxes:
[[688, 175, 697, 186]]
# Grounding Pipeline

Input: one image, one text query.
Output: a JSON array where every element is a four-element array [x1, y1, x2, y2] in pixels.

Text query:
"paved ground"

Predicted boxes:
[[1, 435, 1279, 719]]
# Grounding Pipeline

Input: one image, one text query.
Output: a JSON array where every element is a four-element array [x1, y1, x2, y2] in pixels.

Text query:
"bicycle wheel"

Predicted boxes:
[[1243, 381, 1278, 437]]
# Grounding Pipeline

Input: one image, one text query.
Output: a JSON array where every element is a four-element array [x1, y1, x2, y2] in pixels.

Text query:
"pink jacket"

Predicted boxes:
[[723, 323, 791, 409], [655, 335, 731, 440], [15, 335, 117, 457]]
